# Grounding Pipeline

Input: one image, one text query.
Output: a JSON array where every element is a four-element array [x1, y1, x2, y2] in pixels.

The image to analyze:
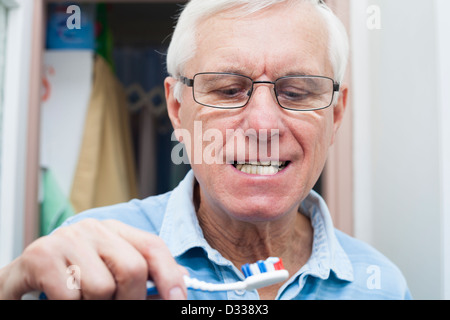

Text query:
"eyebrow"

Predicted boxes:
[[205, 58, 321, 79], [216, 69, 318, 80], [217, 67, 252, 77], [284, 70, 311, 76], [278, 68, 321, 77]]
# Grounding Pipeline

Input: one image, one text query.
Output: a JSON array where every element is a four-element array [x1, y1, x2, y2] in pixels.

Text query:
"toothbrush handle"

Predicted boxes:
[[146, 276, 245, 295]]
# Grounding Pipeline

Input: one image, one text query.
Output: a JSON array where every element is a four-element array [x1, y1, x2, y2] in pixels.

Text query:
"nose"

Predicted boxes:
[[244, 83, 284, 140]]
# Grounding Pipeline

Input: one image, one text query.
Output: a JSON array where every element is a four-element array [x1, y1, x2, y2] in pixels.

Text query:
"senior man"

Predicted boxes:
[[0, 0, 410, 300]]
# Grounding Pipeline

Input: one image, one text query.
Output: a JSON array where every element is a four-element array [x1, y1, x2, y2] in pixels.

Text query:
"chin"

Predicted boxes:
[[224, 195, 299, 223], [194, 162, 307, 223]]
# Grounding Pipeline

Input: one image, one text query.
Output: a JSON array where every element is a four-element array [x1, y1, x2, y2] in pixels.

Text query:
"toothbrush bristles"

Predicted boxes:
[[241, 257, 285, 278]]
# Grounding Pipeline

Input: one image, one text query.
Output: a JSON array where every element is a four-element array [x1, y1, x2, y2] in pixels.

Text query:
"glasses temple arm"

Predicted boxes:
[[180, 76, 194, 87], [333, 83, 340, 92]]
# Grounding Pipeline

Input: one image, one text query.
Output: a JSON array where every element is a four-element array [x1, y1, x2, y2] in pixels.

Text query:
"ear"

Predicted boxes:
[[330, 84, 348, 146], [165, 77, 183, 141]]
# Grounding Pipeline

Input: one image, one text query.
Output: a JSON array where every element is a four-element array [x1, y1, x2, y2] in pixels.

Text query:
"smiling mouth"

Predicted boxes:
[[232, 161, 290, 176]]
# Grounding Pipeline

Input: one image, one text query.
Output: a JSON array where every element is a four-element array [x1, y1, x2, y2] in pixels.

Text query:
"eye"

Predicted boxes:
[[278, 87, 311, 101], [211, 82, 249, 100], [216, 87, 245, 96]]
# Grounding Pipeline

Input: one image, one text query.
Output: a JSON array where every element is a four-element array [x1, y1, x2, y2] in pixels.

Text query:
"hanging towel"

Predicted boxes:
[[70, 55, 138, 213], [40, 168, 75, 236]]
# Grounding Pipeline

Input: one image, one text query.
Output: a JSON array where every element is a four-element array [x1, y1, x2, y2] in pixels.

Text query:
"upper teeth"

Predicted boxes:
[[234, 161, 287, 175], [237, 161, 285, 166]]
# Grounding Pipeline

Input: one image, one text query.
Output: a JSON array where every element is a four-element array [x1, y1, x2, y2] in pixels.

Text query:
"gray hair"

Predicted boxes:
[[166, 0, 349, 101]]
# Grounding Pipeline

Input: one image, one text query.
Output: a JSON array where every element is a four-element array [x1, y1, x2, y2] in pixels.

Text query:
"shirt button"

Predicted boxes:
[[234, 289, 246, 296]]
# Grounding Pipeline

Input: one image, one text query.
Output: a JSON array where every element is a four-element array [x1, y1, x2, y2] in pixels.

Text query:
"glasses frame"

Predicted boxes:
[[179, 72, 341, 112]]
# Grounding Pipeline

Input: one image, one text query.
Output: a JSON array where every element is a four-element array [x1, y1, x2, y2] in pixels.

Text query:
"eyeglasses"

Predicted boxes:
[[179, 72, 340, 111]]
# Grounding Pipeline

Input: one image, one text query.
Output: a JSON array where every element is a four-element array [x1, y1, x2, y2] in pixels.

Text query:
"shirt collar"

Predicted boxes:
[[159, 170, 354, 282], [159, 170, 232, 267], [298, 190, 354, 282]]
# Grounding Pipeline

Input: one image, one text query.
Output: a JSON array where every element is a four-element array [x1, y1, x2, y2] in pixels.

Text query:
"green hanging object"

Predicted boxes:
[[40, 168, 75, 236], [95, 3, 115, 70]]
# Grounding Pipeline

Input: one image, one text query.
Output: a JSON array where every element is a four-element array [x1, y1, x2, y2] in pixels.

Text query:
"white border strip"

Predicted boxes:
[[0, 0, 33, 267], [436, 0, 450, 300], [350, 0, 373, 244]]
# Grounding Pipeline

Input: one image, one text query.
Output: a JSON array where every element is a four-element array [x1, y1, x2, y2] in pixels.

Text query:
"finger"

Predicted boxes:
[[15, 236, 82, 300], [179, 265, 189, 276], [65, 245, 116, 300], [95, 231, 148, 299], [102, 220, 187, 300], [45, 224, 117, 300], [145, 237, 187, 300], [60, 219, 146, 300]]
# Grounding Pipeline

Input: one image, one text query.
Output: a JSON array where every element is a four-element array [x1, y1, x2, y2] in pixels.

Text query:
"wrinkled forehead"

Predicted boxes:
[[186, 1, 331, 78]]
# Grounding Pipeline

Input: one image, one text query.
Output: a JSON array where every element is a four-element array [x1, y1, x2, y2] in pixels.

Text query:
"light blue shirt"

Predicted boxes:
[[62, 170, 411, 300]]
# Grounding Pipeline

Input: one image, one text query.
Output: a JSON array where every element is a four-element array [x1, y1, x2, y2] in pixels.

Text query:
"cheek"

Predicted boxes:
[[291, 112, 334, 169], [177, 107, 230, 167], [299, 110, 333, 145]]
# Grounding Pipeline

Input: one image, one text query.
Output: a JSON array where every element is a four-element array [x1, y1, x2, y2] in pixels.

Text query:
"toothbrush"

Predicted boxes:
[[146, 257, 289, 296], [24, 257, 288, 299]]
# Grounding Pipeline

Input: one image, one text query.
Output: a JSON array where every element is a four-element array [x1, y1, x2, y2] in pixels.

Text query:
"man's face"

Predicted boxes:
[[166, 2, 347, 222]]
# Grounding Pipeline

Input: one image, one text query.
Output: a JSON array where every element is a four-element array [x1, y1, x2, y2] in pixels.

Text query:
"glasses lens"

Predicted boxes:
[[275, 77, 334, 110], [193, 73, 252, 108]]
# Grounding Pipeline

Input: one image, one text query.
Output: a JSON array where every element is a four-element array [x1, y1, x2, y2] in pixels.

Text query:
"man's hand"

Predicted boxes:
[[0, 219, 187, 300]]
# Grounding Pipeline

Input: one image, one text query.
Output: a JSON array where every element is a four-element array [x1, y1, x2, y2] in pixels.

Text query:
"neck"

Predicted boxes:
[[194, 183, 313, 274]]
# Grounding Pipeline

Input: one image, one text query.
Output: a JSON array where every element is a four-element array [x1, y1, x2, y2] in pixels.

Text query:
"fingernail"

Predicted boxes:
[[169, 286, 186, 300]]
